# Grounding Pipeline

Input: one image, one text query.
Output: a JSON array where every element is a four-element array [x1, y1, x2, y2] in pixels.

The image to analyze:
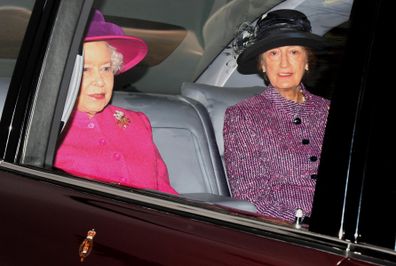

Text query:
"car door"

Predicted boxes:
[[310, 0, 396, 263], [310, 0, 396, 250]]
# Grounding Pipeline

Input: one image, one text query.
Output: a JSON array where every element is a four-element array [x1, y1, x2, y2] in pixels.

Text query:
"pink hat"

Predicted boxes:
[[85, 10, 148, 74]]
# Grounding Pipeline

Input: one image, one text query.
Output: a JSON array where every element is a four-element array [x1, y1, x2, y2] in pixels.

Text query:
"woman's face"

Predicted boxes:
[[77, 41, 114, 117], [259, 45, 308, 92]]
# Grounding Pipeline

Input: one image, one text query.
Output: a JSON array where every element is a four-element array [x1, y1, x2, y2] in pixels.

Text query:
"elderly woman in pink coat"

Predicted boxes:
[[54, 10, 177, 195]]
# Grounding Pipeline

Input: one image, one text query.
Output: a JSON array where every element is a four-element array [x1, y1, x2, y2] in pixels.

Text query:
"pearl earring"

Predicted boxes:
[[305, 65, 309, 71]]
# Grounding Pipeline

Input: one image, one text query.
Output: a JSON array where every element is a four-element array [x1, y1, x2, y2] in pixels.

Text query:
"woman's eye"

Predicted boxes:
[[101, 66, 113, 72]]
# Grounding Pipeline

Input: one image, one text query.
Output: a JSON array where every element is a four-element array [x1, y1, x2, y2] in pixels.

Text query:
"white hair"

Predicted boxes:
[[107, 43, 124, 74]]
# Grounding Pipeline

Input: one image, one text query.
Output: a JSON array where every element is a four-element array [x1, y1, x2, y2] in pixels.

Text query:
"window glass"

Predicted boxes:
[[0, 0, 35, 115], [56, 0, 372, 244], [67, 0, 356, 221], [94, 0, 283, 94]]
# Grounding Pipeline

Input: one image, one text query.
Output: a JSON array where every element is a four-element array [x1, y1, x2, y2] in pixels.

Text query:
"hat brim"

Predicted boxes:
[[237, 31, 325, 74], [85, 35, 148, 74]]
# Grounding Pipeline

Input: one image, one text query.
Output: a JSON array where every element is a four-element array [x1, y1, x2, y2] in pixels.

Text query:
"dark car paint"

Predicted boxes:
[[0, 0, 395, 265], [0, 163, 383, 266]]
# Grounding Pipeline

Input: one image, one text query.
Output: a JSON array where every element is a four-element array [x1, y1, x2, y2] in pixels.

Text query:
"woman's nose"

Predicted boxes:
[[92, 69, 104, 86], [280, 53, 289, 67]]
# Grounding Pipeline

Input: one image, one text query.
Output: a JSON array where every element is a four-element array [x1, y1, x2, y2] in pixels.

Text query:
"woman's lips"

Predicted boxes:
[[89, 93, 105, 100], [278, 72, 292, 77]]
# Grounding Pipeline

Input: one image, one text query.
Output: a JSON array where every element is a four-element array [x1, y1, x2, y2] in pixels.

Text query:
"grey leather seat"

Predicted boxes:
[[181, 82, 264, 165], [112, 91, 229, 195], [111, 91, 257, 212]]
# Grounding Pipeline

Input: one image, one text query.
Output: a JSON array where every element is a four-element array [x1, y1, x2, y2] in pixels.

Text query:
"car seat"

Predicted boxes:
[[111, 91, 257, 212], [180, 82, 264, 166]]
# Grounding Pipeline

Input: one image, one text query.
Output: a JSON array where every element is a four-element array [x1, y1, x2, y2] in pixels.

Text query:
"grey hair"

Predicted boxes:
[[107, 43, 124, 74]]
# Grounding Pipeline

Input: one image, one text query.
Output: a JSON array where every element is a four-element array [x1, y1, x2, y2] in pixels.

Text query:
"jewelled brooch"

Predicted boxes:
[[113, 110, 130, 128]]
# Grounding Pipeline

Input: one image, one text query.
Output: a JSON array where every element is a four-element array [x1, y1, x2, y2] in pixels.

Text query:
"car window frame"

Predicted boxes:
[[0, 0, 58, 161], [18, 0, 93, 168], [311, 0, 396, 254]]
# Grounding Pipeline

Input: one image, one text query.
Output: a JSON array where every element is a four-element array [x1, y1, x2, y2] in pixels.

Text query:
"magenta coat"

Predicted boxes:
[[54, 105, 177, 195]]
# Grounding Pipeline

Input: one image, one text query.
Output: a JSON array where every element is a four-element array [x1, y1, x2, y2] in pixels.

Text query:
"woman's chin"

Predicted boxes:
[[78, 105, 106, 116], [273, 82, 300, 91]]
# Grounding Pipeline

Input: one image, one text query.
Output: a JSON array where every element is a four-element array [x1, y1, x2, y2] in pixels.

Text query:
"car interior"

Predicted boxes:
[[111, 82, 268, 212], [0, 0, 354, 216], [107, 0, 352, 214], [111, 90, 258, 211]]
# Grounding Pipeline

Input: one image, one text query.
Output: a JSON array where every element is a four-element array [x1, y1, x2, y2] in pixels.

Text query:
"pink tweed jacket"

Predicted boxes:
[[54, 105, 177, 195], [224, 85, 329, 221]]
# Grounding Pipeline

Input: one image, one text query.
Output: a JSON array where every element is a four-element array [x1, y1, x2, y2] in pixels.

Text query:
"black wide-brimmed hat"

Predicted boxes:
[[237, 9, 325, 74]]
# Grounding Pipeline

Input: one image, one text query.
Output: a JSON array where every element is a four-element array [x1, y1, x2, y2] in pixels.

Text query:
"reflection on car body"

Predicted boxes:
[[0, 0, 395, 265]]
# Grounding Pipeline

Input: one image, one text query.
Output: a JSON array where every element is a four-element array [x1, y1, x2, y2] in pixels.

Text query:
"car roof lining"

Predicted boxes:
[[106, 15, 187, 67]]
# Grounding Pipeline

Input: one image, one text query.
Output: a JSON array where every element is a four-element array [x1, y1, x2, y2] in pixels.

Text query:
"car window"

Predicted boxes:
[[94, 0, 283, 94], [0, 1, 34, 117], [55, 1, 353, 226], [60, 0, 353, 224]]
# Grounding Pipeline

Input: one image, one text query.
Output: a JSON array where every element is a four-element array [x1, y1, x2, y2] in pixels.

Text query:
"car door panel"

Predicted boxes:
[[0, 163, 365, 266]]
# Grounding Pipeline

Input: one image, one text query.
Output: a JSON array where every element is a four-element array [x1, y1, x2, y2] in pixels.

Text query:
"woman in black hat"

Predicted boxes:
[[223, 9, 330, 222]]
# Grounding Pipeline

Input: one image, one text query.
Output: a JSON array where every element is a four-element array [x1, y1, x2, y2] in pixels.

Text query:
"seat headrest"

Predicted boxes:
[[181, 82, 264, 156]]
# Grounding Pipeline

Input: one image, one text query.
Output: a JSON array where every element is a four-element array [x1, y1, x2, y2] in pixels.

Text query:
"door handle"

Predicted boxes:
[[79, 229, 96, 262]]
